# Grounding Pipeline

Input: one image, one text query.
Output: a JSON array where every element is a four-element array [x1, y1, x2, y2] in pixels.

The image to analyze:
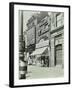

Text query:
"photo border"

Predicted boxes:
[[9, 2, 70, 88]]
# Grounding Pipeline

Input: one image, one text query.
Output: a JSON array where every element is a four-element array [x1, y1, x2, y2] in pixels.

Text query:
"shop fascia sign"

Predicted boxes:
[[36, 39, 49, 48]]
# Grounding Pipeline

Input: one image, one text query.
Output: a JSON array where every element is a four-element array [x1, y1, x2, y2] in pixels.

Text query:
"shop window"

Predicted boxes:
[[56, 13, 64, 27]]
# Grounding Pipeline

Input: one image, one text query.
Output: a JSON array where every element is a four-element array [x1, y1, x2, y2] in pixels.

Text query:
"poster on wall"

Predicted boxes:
[[9, 2, 70, 87]]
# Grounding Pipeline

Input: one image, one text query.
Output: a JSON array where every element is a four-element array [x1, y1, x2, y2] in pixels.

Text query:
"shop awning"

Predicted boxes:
[[31, 47, 47, 56]]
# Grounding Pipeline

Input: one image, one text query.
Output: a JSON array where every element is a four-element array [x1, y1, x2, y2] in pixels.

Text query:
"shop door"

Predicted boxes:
[[55, 45, 62, 65]]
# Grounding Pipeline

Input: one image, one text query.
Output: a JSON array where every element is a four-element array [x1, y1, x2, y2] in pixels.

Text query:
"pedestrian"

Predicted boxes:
[[28, 56, 32, 65]]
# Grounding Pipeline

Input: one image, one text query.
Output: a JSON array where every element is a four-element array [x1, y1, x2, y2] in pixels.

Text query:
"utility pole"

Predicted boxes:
[[19, 11, 26, 79]]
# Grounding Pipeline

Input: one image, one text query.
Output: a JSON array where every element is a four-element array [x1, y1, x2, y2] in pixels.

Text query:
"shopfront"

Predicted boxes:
[[50, 28, 64, 67], [30, 39, 50, 67], [55, 34, 63, 66], [55, 44, 62, 65]]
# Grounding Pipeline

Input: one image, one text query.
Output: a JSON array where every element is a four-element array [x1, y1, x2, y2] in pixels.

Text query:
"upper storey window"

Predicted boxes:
[[56, 13, 64, 27]]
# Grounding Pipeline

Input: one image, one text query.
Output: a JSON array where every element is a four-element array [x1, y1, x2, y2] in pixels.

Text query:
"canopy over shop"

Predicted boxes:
[[30, 39, 50, 66]]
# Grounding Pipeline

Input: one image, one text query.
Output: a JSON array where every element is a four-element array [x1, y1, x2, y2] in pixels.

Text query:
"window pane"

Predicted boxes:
[[56, 13, 64, 27], [57, 20, 62, 27], [57, 14, 62, 21]]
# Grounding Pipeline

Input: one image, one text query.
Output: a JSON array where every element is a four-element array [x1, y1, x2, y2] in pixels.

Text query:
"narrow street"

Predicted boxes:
[[26, 65, 64, 79]]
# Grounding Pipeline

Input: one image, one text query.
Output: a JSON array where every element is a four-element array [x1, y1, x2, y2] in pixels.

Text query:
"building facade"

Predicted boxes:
[[36, 12, 51, 43], [29, 12, 51, 66], [26, 11, 64, 67], [50, 12, 64, 67], [26, 15, 37, 54]]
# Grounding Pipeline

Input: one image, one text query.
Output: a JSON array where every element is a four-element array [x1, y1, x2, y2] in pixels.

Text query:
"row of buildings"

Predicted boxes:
[[24, 11, 64, 67]]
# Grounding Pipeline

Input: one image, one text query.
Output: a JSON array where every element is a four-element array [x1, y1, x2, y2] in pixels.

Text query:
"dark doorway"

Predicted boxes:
[[55, 44, 62, 65]]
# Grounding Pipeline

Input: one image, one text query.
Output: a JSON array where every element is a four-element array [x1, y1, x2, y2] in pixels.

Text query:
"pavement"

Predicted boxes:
[[26, 65, 64, 79]]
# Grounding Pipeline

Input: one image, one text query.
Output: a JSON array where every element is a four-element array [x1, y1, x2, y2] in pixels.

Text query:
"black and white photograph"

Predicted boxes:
[[9, 2, 70, 87], [19, 10, 64, 79]]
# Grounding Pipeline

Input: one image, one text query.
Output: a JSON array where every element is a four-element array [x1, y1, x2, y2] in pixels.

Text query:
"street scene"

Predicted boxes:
[[19, 10, 64, 79]]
